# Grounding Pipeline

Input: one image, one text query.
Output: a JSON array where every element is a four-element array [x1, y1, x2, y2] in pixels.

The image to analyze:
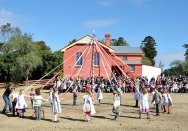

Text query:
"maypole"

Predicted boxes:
[[91, 32, 96, 86]]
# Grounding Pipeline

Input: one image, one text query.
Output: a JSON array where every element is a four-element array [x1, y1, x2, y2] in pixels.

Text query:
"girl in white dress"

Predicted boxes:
[[162, 89, 172, 114], [112, 90, 121, 120], [139, 88, 150, 119], [83, 89, 96, 122], [15, 89, 31, 117], [51, 88, 61, 122], [97, 86, 103, 104]]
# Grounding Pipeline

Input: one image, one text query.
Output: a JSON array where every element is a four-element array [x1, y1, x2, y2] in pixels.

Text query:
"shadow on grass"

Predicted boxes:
[[121, 104, 135, 108], [100, 102, 112, 106], [5, 112, 53, 122], [42, 103, 79, 107], [92, 115, 114, 120], [23, 116, 53, 122], [120, 115, 139, 119], [60, 116, 86, 122], [61, 103, 74, 106]]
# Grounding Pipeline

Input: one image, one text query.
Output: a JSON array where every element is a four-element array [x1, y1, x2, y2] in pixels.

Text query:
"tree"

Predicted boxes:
[[111, 37, 129, 46], [9, 33, 42, 83], [30, 41, 62, 80], [33, 41, 51, 52], [0, 51, 19, 82], [183, 44, 188, 60], [164, 60, 184, 76], [31, 50, 62, 80], [0, 23, 22, 82], [142, 56, 152, 65], [42, 50, 62, 73], [10, 52, 42, 83], [69, 39, 77, 45], [182, 60, 188, 76], [170, 60, 183, 67], [141, 36, 157, 65], [163, 44, 188, 76], [0, 23, 63, 83], [0, 23, 21, 54]]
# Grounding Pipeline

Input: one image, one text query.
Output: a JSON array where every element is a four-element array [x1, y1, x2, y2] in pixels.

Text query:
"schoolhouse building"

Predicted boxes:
[[61, 34, 144, 79]]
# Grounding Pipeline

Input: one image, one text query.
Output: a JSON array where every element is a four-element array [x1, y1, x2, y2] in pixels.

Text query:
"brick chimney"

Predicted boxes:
[[105, 33, 111, 47]]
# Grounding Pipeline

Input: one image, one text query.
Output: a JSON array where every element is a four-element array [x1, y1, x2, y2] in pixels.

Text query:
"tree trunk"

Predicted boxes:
[[26, 76, 29, 87]]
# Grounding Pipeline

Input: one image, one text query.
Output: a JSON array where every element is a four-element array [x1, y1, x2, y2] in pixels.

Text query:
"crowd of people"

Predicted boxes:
[[1, 75, 187, 123], [54, 75, 188, 94]]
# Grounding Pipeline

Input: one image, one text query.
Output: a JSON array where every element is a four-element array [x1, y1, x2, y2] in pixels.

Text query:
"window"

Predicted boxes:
[[94, 52, 99, 66], [122, 56, 127, 61], [129, 65, 135, 72], [76, 52, 82, 66]]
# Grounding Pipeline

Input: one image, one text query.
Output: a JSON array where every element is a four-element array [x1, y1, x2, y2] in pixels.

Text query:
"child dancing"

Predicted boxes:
[[83, 89, 96, 122], [152, 88, 162, 116], [139, 88, 150, 119], [162, 89, 173, 114], [33, 89, 46, 120], [51, 88, 61, 122], [15, 89, 30, 117], [112, 90, 121, 120], [9, 87, 18, 116]]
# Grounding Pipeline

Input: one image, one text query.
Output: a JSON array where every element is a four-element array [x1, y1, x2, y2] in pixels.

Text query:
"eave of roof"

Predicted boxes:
[[61, 35, 114, 53]]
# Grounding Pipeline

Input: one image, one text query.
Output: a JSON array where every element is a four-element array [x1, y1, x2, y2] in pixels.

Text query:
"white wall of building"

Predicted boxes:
[[142, 65, 162, 81]]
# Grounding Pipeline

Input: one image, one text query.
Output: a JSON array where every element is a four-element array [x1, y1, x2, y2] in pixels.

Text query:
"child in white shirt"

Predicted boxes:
[[9, 87, 18, 116], [33, 89, 46, 120], [112, 90, 120, 120]]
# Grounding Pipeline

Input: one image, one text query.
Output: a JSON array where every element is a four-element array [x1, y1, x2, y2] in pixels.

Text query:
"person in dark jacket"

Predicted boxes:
[[1, 83, 12, 114]]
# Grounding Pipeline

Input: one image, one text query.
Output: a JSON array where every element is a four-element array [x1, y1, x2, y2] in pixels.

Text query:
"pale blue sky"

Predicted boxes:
[[0, 0, 187, 69]]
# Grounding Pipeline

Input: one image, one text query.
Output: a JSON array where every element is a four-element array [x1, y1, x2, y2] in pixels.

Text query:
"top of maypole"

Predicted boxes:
[[92, 30, 97, 42], [93, 30, 96, 37]]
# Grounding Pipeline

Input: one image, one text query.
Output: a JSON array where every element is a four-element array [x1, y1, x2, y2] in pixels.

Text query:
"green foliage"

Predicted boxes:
[[9, 34, 42, 82], [0, 52, 19, 81], [164, 59, 188, 76], [170, 60, 183, 67], [111, 37, 129, 46], [33, 41, 51, 52], [69, 39, 77, 44], [141, 36, 157, 65], [164, 44, 188, 76], [0, 23, 22, 54], [10, 33, 34, 55], [43, 50, 62, 73], [31, 50, 62, 79], [0, 23, 41, 82], [10, 52, 42, 82], [183, 44, 188, 60], [66, 39, 77, 46], [0, 23, 63, 83], [182, 60, 188, 76], [142, 56, 152, 65]]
